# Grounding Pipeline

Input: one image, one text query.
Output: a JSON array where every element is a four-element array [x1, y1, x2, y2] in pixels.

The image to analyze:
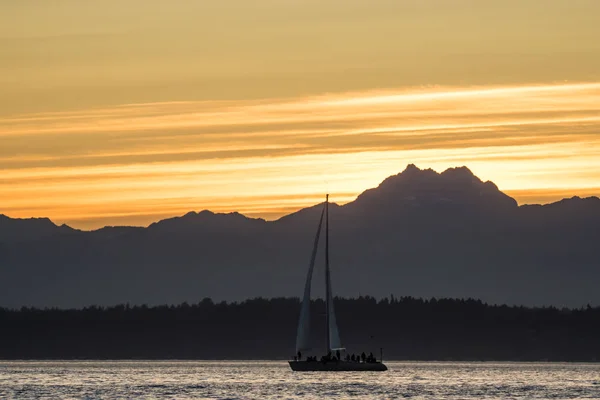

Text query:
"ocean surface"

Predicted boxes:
[[0, 360, 599, 399]]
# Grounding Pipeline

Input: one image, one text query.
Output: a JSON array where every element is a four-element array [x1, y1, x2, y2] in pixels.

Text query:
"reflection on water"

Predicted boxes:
[[0, 361, 599, 399]]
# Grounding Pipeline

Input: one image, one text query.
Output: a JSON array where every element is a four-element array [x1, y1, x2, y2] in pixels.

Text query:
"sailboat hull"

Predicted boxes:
[[289, 361, 387, 372]]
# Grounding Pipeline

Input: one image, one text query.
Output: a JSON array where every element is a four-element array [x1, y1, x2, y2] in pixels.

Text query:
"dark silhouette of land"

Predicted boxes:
[[1, 164, 599, 308], [1, 297, 599, 361]]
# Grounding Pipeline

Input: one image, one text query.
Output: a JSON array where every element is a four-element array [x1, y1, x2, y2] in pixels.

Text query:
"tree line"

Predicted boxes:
[[1, 296, 599, 361]]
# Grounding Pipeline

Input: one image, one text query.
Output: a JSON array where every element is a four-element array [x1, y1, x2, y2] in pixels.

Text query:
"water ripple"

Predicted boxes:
[[0, 361, 599, 399]]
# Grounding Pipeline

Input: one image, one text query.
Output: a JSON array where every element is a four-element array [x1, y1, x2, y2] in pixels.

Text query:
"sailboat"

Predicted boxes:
[[288, 195, 387, 372]]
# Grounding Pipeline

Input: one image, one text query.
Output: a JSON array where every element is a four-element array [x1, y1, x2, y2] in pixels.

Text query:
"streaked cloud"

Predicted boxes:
[[1, 83, 599, 229]]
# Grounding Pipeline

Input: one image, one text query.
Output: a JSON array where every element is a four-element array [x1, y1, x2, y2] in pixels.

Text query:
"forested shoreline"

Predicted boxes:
[[2, 296, 599, 361]]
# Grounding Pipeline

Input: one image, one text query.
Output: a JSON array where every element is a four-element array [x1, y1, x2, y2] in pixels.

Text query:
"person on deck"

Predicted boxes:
[[297, 351, 302, 361], [336, 350, 340, 360], [361, 352, 366, 362]]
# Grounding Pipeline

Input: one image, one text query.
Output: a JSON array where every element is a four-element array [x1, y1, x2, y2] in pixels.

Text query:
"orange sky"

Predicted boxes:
[[1, 1, 600, 229]]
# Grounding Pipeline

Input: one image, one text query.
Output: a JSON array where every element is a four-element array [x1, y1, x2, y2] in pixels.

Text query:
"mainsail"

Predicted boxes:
[[327, 287, 343, 350], [295, 206, 325, 353], [295, 195, 344, 354]]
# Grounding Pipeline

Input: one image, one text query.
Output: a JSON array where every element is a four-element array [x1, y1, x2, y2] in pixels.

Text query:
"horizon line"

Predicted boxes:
[[1, 191, 598, 232]]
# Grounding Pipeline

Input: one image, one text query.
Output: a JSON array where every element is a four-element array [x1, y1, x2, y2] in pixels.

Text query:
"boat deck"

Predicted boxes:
[[288, 360, 387, 371]]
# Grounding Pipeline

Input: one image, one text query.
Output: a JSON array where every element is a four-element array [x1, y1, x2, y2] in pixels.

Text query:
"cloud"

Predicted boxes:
[[1, 83, 599, 228]]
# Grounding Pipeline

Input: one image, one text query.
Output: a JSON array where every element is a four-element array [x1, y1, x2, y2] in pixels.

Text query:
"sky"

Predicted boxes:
[[1, 0, 600, 229]]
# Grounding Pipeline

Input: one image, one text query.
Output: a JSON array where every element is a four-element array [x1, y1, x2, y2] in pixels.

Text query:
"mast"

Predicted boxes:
[[325, 193, 331, 353]]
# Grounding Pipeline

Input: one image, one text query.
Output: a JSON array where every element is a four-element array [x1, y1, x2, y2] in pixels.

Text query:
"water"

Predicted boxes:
[[0, 361, 599, 399]]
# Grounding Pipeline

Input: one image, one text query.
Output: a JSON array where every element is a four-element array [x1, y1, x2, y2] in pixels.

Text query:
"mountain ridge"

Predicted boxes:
[[1, 164, 597, 234], [1, 164, 599, 309]]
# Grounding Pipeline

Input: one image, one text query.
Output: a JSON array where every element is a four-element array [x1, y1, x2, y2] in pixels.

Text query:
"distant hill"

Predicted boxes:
[[2, 297, 600, 361], [1, 164, 599, 308]]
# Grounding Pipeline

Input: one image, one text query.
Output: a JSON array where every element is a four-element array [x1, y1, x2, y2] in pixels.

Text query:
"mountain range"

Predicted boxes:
[[1, 164, 599, 309]]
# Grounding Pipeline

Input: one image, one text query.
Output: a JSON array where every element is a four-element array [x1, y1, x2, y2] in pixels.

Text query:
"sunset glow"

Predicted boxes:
[[2, 83, 600, 229]]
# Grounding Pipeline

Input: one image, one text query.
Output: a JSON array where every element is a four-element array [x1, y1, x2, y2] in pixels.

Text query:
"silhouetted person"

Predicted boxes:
[[336, 350, 340, 360], [297, 351, 302, 361], [361, 352, 366, 362], [368, 352, 375, 363], [351, 354, 355, 362]]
